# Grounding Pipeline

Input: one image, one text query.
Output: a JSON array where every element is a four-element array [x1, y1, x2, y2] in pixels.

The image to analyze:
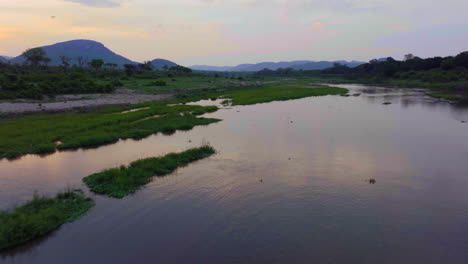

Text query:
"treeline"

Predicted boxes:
[[255, 51, 468, 84], [0, 48, 193, 100], [322, 52, 468, 79], [0, 63, 119, 99]]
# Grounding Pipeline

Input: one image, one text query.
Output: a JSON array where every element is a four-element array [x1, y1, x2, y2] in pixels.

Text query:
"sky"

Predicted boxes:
[[0, 0, 467, 66]]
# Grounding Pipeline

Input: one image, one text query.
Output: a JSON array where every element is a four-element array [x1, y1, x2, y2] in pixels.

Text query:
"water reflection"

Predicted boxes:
[[1, 84, 468, 263]]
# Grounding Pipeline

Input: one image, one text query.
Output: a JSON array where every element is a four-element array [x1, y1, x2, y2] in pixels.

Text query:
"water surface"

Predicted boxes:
[[1, 84, 468, 263]]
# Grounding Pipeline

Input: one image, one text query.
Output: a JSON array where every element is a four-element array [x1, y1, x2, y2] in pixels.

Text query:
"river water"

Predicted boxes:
[[1, 84, 468, 263]]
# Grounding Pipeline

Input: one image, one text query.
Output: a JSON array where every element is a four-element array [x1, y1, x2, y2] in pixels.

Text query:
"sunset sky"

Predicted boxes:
[[0, 0, 467, 66]]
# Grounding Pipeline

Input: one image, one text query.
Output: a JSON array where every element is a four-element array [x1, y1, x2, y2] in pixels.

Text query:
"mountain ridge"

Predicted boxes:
[[10, 39, 138, 67], [190, 60, 366, 72]]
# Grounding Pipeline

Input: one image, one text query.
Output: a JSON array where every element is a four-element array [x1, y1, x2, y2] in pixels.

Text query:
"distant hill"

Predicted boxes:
[[10, 39, 137, 67], [190, 60, 365, 72], [150, 58, 177, 70], [0, 56, 11, 62]]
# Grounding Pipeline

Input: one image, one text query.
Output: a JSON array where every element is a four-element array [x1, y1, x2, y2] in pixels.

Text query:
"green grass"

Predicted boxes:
[[209, 82, 348, 105], [121, 76, 233, 93], [83, 146, 216, 198], [0, 104, 220, 159], [428, 93, 467, 102], [0, 191, 94, 250]]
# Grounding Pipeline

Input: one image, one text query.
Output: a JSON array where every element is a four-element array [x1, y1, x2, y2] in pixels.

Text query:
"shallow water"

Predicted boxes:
[[1, 84, 468, 264]]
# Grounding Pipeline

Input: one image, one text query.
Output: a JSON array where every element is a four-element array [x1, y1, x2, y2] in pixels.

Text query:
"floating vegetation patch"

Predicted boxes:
[[0, 191, 94, 250], [83, 145, 216, 198]]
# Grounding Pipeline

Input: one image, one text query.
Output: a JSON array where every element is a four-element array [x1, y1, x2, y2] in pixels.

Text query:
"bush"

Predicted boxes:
[[146, 80, 167, 86]]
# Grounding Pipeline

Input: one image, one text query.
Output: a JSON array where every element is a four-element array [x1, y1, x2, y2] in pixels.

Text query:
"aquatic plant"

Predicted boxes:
[[83, 145, 216, 198], [214, 83, 347, 105], [0, 191, 94, 250]]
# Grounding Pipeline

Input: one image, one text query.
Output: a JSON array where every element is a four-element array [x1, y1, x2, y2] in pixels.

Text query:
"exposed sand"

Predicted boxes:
[[0, 89, 172, 116]]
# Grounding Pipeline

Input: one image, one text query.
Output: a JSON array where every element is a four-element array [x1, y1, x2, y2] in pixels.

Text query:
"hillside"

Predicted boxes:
[[190, 60, 365, 72], [10, 39, 137, 67], [0, 56, 10, 63]]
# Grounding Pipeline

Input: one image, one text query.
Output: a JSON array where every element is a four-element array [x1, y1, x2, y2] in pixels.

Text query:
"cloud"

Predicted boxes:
[[63, 0, 124, 8], [311, 22, 325, 30]]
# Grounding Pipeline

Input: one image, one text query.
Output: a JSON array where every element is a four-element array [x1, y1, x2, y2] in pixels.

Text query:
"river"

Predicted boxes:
[[1, 84, 468, 263]]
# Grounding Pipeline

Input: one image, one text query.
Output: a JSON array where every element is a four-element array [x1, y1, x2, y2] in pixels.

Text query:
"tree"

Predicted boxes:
[[454, 51, 468, 68], [77, 56, 88, 68], [441, 58, 455, 71], [104, 63, 118, 69], [43, 57, 51, 66], [89, 59, 104, 70], [60, 56, 71, 69], [404, 54, 415, 61], [142, 61, 153, 71], [124, 64, 137, 76], [169, 65, 192, 74], [22, 48, 49, 66]]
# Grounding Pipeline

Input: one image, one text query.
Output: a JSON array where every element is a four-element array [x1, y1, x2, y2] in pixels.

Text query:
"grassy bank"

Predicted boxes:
[[0, 191, 94, 250], [428, 93, 468, 102], [83, 146, 216, 198], [0, 104, 220, 159], [216, 82, 347, 105]]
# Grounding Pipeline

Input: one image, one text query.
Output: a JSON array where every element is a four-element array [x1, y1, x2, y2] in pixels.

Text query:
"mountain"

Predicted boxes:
[[190, 60, 366, 72], [0, 56, 11, 62], [10, 39, 137, 67], [150, 58, 177, 70]]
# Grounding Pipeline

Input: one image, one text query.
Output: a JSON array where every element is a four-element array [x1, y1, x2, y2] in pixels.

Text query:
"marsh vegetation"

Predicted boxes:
[[83, 145, 216, 198], [0, 104, 219, 159], [0, 191, 94, 250]]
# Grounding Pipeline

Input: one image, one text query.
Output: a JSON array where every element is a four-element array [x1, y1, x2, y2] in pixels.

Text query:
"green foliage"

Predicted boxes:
[[146, 80, 167, 87], [0, 63, 119, 99], [169, 65, 192, 74], [83, 146, 216, 198], [0, 104, 220, 159], [22, 48, 50, 66], [321, 51, 468, 78], [428, 93, 467, 102], [0, 191, 94, 250], [89, 59, 104, 70], [209, 82, 348, 105]]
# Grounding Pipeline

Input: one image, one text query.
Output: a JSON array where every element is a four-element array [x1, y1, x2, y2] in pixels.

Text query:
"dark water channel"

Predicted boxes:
[[1, 84, 468, 263]]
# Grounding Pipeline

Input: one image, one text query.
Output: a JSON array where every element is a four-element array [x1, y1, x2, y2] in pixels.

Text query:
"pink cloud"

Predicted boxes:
[[311, 22, 325, 30]]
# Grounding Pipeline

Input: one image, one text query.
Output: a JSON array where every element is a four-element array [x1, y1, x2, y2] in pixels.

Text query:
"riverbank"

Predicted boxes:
[[0, 89, 172, 116]]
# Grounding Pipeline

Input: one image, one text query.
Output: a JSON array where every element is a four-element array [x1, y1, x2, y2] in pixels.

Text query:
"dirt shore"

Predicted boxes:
[[0, 89, 172, 116]]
